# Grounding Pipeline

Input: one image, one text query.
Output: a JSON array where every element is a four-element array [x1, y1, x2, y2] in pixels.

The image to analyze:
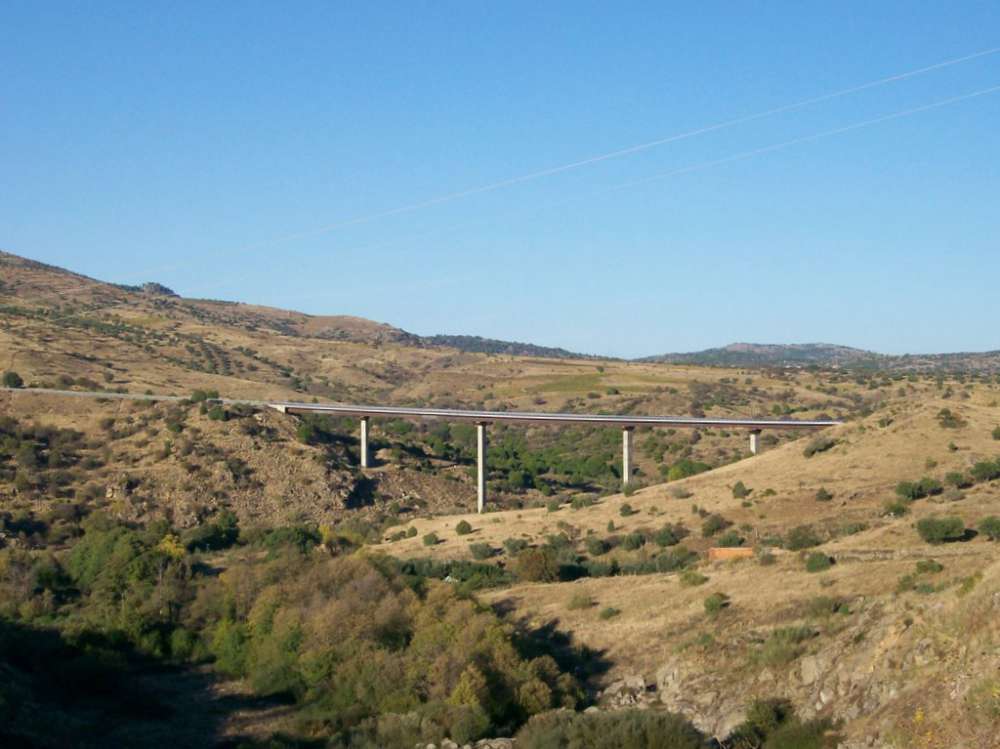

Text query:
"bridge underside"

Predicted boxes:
[[269, 401, 839, 513]]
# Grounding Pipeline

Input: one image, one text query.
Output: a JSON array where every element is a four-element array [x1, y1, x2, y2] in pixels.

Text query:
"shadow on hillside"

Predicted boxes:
[[0, 618, 294, 749], [492, 601, 613, 697]]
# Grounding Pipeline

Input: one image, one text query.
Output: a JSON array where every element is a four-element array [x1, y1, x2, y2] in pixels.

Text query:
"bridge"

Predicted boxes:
[[269, 401, 841, 513]]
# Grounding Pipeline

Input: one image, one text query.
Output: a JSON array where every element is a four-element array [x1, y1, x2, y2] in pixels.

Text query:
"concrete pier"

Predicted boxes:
[[477, 422, 488, 513], [360, 416, 371, 468], [622, 427, 634, 485], [749, 429, 761, 455]]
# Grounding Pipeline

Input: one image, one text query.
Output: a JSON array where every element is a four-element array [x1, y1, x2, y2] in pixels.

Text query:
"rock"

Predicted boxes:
[[801, 655, 821, 685], [442, 740, 458, 749]]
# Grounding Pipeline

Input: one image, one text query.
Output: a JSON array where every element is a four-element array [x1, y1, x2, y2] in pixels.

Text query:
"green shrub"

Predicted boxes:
[[732, 481, 751, 499], [455, 520, 473, 536], [754, 626, 816, 666], [503, 537, 529, 555], [2, 371, 24, 388], [567, 593, 594, 610], [469, 542, 493, 560], [884, 499, 909, 517], [516, 708, 705, 749], [423, 532, 439, 546], [715, 530, 744, 548], [619, 503, 636, 517], [570, 495, 595, 510], [546, 500, 561, 513], [945, 471, 970, 488], [785, 525, 821, 550], [584, 536, 609, 556], [915, 559, 944, 574], [206, 405, 227, 421], [406, 526, 418, 538], [805, 596, 849, 618], [814, 487, 833, 502], [805, 552, 832, 573], [896, 477, 942, 501], [993, 426, 1000, 441], [979, 516, 1000, 541], [598, 606, 621, 620], [704, 592, 729, 616], [680, 570, 708, 587], [701, 514, 729, 537], [802, 436, 836, 458], [916, 515, 966, 544], [654, 524, 683, 547], [970, 459, 1000, 483], [621, 532, 645, 551], [514, 547, 561, 582]]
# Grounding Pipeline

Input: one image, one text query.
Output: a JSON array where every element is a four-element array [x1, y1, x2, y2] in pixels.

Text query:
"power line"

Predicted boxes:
[[191, 82, 1000, 296], [231, 45, 1000, 251]]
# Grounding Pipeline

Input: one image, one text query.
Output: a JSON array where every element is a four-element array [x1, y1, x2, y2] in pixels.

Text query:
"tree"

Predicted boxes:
[[2, 371, 23, 388]]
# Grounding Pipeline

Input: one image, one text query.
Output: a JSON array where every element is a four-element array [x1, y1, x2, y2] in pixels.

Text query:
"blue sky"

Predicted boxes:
[[2, 2, 998, 358]]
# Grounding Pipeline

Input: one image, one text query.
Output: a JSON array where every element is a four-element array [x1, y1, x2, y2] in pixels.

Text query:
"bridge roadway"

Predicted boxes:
[[0, 387, 840, 513], [270, 401, 841, 513]]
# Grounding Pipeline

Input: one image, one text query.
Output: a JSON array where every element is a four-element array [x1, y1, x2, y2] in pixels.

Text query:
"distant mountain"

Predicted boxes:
[[420, 334, 595, 360], [641, 342, 887, 368]]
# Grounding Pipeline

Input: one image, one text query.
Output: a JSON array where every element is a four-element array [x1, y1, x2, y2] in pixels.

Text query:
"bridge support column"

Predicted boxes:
[[477, 422, 488, 513], [622, 427, 634, 486], [749, 429, 761, 455], [360, 417, 371, 468]]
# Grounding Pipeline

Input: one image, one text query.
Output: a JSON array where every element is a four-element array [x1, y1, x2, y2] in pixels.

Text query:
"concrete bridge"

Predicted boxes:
[[269, 401, 841, 513]]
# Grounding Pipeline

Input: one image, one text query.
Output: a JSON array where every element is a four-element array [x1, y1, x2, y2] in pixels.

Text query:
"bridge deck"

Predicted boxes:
[[271, 402, 842, 430]]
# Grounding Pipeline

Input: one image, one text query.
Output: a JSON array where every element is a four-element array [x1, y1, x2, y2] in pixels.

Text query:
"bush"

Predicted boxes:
[[516, 708, 705, 749], [503, 537, 529, 555], [785, 525, 821, 550], [970, 459, 1000, 483], [701, 514, 729, 537], [732, 481, 751, 499], [654, 524, 683, 547], [945, 471, 970, 488], [598, 606, 621, 620], [584, 536, 609, 556], [406, 526, 418, 538], [619, 503, 636, 517], [704, 592, 729, 616], [621, 532, 645, 551], [715, 530, 744, 548], [423, 533, 439, 546], [884, 499, 909, 517], [993, 426, 1000, 441], [916, 516, 966, 544], [896, 477, 942, 501], [570, 495, 595, 510], [546, 500, 561, 513], [754, 627, 816, 666], [514, 547, 561, 582], [804, 552, 832, 573], [455, 520, 473, 536], [915, 559, 944, 574], [566, 593, 594, 610], [803, 435, 836, 458], [680, 570, 708, 587], [814, 487, 833, 502], [469, 542, 493, 560], [978, 516, 1000, 541], [2, 371, 24, 388]]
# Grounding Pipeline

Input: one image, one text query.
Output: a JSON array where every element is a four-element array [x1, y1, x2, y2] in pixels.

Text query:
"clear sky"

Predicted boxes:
[[2, 2, 998, 358]]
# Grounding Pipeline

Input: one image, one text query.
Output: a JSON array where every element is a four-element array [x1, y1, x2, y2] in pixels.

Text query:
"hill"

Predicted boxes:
[[645, 341, 1000, 373], [420, 333, 595, 359], [2, 248, 1000, 747], [642, 342, 885, 368]]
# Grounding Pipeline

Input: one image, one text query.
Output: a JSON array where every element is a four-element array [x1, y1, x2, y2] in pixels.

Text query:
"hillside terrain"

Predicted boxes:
[[1, 250, 999, 748]]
